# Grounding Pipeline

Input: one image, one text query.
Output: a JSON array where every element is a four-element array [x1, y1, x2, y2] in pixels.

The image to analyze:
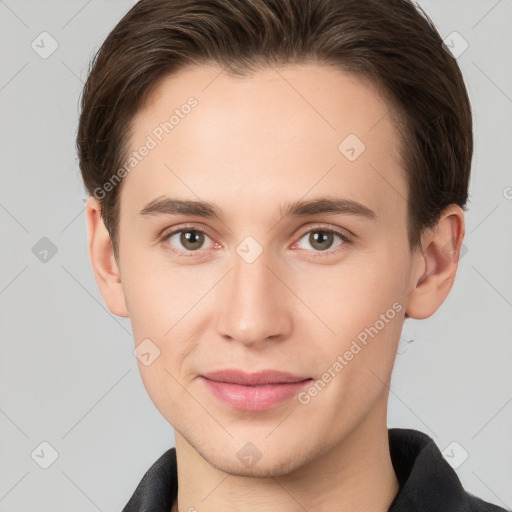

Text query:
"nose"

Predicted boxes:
[[215, 246, 293, 348]]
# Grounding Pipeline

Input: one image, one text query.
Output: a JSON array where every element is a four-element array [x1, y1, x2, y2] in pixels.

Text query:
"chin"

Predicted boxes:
[[201, 442, 311, 478]]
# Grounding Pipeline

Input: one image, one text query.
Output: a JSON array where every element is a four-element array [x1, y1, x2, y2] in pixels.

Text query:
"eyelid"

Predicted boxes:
[[294, 223, 354, 243], [159, 223, 214, 241]]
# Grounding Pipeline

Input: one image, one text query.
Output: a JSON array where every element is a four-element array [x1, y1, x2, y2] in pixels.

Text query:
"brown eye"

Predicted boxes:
[[296, 228, 347, 253], [165, 229, 212, 252]]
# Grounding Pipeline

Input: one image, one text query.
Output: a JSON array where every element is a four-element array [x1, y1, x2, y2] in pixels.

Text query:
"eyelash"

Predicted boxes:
[[159, 224, 353, 258]]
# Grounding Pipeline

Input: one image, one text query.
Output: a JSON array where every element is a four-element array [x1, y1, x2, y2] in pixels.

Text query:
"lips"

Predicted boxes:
[[200, 369, 312, 411], [202, 369, 311, 385]]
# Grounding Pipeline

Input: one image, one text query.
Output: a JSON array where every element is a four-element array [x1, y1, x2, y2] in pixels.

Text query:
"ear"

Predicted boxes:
[[85, 196, 129, 317], [405, 204, 465, 320]]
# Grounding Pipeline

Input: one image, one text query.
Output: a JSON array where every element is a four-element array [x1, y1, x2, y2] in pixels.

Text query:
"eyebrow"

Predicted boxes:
[[139, 195, 376, 221]]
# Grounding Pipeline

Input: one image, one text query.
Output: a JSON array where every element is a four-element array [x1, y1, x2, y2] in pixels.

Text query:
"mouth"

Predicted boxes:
[[199, 369, 313, 411]]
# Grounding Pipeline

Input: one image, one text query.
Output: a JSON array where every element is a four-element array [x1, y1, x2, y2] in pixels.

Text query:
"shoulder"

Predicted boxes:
[[388, 428, 510, 512], [122, 448, 177, 512]]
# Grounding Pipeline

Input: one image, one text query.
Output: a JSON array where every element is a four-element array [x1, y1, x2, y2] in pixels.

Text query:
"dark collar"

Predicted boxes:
[[122, 428, 508, 512]]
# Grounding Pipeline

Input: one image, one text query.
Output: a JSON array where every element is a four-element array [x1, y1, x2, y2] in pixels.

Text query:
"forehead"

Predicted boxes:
[[121, 63, 407, 223]]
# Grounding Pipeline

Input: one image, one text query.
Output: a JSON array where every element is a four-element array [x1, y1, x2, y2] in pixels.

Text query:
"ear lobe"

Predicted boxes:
[[405, 205, 465, 320], [85, 196, 129, 318]]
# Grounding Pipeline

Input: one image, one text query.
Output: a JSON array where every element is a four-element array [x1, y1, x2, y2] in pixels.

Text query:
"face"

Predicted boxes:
[[114, 63, 418, 476]]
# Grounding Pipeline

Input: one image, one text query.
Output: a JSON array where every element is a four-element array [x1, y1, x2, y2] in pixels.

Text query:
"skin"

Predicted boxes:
[[86, 63, 464, 512]]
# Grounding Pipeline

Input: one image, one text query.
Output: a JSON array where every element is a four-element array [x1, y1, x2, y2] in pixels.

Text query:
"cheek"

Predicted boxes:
[[294, 250, 408, 382], [297, 269, 405, 424], [120, 249, 208, 371], [121, 249, 198, 338], [300, 253, 406, 327]]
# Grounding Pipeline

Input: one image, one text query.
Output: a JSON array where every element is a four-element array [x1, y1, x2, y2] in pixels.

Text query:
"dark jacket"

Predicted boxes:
[[122, 428, 509, 511]]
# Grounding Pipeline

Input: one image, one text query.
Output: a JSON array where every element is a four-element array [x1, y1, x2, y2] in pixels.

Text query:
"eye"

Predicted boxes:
[[294, 227, 350, 253], [163, 227, 214, 254], [160, 224, 352, 257]]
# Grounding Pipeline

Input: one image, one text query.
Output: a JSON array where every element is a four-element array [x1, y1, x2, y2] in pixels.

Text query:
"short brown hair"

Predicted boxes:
[[77, 0, 472, 259]]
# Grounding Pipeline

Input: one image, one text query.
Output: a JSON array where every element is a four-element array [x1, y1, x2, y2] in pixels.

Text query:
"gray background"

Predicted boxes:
[[0, 0, 511, 510]]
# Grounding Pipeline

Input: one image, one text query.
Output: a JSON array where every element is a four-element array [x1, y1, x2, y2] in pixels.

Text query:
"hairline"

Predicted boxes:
[[110, 60, 416, 260]]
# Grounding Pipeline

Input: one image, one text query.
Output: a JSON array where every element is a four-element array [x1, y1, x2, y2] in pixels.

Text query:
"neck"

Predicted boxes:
[[172, 396, 399, 512]]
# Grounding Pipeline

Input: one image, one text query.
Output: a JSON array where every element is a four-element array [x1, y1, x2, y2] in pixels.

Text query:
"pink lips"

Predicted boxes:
[[200, 369, 312, 411]]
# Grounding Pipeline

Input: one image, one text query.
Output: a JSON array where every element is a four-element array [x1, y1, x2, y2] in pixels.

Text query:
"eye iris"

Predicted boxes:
[[310, 231, 333, 251], [181, 230, 204, 250]]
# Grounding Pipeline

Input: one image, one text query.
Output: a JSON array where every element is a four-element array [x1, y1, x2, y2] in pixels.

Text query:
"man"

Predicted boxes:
[[77, 0, 508, 510]]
